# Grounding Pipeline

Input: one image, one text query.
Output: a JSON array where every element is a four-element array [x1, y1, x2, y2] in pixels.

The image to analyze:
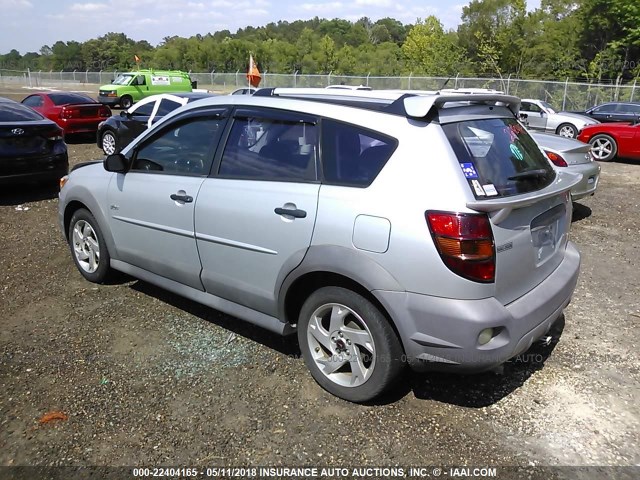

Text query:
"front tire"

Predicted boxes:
[[589, 134, 617, 162], [101, 129, 118, 155], [297, 286, 404, 403], [68, 208, 112, 283], [119, 95, 133, 109], [556, 123, 578, 138]]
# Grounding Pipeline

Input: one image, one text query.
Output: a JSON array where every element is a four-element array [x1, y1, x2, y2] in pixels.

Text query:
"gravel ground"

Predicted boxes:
[[0, 86, 639, 478]]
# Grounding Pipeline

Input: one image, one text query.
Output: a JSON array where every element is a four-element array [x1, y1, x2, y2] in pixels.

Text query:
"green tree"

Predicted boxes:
[[402, 16, 463, 75]]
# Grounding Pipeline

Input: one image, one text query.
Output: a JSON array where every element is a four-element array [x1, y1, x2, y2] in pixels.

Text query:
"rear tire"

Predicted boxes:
[[68, 208, 112, 283], [556, 123, 578, 138], [119, 95, 133, 109], [297, 286, 404, 403], [589, 134, 617, 162]]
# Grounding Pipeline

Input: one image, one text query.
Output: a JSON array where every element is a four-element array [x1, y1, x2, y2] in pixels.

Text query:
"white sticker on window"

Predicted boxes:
[[472, 180, 486, 196], [483, 184, 498, 196]]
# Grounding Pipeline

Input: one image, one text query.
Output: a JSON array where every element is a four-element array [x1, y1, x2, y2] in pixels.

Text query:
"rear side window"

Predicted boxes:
[[443, 118, 555, 198], [321, 119, 397, 187], [22, 96, 44, 107], [0, 102, 44, 121], [218, 115, 317, 182]]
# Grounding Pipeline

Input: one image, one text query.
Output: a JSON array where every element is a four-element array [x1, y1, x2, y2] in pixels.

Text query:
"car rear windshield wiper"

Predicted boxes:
[[508, 169, 549, 181]]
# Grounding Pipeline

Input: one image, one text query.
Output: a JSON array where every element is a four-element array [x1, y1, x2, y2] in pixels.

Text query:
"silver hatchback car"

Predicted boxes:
[[59, 88, 581, 402]]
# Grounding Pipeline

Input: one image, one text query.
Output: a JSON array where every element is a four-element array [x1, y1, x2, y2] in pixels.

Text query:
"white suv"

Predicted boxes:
[[59, 88, 581, 402]]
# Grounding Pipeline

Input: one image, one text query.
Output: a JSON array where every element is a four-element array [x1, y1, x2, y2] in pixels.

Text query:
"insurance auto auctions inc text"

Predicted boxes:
[[255, 466, 498, 477]]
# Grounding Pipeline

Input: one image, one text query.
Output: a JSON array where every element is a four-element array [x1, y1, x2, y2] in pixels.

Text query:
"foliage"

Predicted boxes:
[[1, 0, 639, 83]]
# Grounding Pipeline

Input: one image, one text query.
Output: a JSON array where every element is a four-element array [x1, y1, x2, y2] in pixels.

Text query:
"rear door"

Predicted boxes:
[[195, 108, 320, 316], [444, 117, 575, 304]]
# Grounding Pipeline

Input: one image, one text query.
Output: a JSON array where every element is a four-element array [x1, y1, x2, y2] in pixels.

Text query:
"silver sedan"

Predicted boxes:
[[530, 132, 601, 200], [521, 99, 599, 138]]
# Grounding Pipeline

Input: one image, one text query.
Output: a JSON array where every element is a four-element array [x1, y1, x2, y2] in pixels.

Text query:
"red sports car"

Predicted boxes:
[[21, 92, 111, 136], [577, 122, 640, 162]]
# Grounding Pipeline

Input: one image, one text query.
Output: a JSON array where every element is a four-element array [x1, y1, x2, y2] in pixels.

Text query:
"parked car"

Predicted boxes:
[[21, 92, 111, 136], [98, 69, 194, 109], [97, 92, 215, 155], [520, 99, 598, 138], [577, 121, 640, 162], [530, 132, 600, 200], [0, 97, 68, 185], [574, 101, 640, 123], [230, 87, 257, 95], [59, 88, 581, 402]]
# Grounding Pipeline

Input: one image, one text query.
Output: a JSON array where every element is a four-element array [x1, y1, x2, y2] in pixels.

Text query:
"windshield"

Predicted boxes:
[[443, 117, 556, 198], [112, 74, 134, 86], [540, 101, 557, 114]]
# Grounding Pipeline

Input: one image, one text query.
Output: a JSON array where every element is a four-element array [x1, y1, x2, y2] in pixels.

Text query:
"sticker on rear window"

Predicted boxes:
[[510, 144, 524, 161], [460, 163, 479, 179], [483, 184, 498, 196], [471, 180, 485, 196]]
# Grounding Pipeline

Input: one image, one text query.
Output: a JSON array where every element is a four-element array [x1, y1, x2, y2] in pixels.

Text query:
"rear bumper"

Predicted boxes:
[[59, 118, 103, 135], [375, 242, 581, 372], [0, 167, 68, 185], [569, 162, 601, 200], [0, 153, 68, 185]]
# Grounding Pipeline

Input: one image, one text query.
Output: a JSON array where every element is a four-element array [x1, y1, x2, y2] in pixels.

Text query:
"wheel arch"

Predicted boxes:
[[278, 246, 406, 350], [63, 194, 117, 259]]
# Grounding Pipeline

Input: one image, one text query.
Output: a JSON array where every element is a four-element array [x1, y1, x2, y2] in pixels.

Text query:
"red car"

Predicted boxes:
[[577, 122, 640, 162], [21, 92, 111, 136]]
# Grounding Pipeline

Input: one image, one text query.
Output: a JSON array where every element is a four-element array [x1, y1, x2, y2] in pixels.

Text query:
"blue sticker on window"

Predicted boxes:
[[460, 163, 479, 179], [510, 144, 524, 161]]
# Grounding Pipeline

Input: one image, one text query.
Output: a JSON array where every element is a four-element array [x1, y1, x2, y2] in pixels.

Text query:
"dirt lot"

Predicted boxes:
[[0, 86, 639, 478]]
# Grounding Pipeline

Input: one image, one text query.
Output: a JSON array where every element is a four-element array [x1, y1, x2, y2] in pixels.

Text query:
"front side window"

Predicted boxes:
[[157, 99, 183, 116], [521, 102, 542, 113], [218, 114, 317, 181], [131, 115, 225, 176], [321, 119, 397, 187], [443, 117, 556, 198], [112, 74, 134, 85], [131, 102, 155, 116]]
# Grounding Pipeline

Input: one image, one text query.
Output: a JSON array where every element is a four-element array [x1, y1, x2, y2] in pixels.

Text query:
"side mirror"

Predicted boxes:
[[104, 153, 129, 173], [120, 110, 129, 118]]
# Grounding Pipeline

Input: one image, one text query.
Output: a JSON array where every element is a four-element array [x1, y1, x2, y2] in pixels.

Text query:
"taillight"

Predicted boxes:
[[46, 127, 64, 141], [59, 106, 78, 119], [98, 106, 111, 117], [426, 211, 495, 283], [545, 150, 568, 167]]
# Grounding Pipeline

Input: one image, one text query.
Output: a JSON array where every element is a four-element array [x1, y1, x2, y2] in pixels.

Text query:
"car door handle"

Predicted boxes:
[[170, 193, 193, 203], [274, 207, 306, 218]]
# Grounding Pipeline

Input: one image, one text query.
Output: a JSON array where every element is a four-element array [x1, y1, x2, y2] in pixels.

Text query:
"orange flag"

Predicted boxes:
[[247, 54, 262, 88], [134, 55, 141, 64]]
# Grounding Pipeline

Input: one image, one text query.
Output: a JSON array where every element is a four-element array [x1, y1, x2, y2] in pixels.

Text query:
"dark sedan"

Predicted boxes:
[[575, 102, 640, 123], [96, 92, 215, 155], [22, 92, 111, 136], [0, 97, 68, 185]]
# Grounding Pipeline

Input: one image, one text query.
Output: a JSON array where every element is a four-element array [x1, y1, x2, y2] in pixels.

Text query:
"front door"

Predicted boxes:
[[107, 110, 228, 290]]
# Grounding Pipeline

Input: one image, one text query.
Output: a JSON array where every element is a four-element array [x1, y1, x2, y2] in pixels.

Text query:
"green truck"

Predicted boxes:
[[98, 69, 194, 109]]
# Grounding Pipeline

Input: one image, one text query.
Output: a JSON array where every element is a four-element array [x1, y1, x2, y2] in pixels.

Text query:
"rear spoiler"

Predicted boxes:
[[254, 88, 521, 118], [467, 171, 582, 224]]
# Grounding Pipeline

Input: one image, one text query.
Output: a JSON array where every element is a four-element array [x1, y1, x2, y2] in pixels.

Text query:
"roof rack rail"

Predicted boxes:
[[253, 88, 521, 118]]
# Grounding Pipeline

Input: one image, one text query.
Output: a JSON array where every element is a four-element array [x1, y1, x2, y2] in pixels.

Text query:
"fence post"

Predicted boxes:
[[60, 69, 63, 81], [506, 73, 512, 94], [562, 77, 569, 111], [454, 73, 459, 89], [210, 69, 214, 87], [294, 70, 298, 87], [236, 70, 239, 87], [408, 72, 412, 90], [366, 72, 370, 87], [73, 69, 77, 81], [615, 75, 621, 101], [631, 79, 637, 102], [327, 71, 332, 86], [27, 68, 32, 88]]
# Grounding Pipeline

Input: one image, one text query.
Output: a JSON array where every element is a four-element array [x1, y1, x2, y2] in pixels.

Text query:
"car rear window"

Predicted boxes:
[[49, 93, 96, 105], [0, 102, 45, 121], [443, 117, 556, 198]]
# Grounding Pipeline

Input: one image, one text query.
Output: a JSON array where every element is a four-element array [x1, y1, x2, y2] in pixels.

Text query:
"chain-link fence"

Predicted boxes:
[[2, 69, 638, 111]]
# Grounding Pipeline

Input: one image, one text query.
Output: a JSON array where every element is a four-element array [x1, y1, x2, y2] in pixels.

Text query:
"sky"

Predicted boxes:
[[0, 0, 541, 55]]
